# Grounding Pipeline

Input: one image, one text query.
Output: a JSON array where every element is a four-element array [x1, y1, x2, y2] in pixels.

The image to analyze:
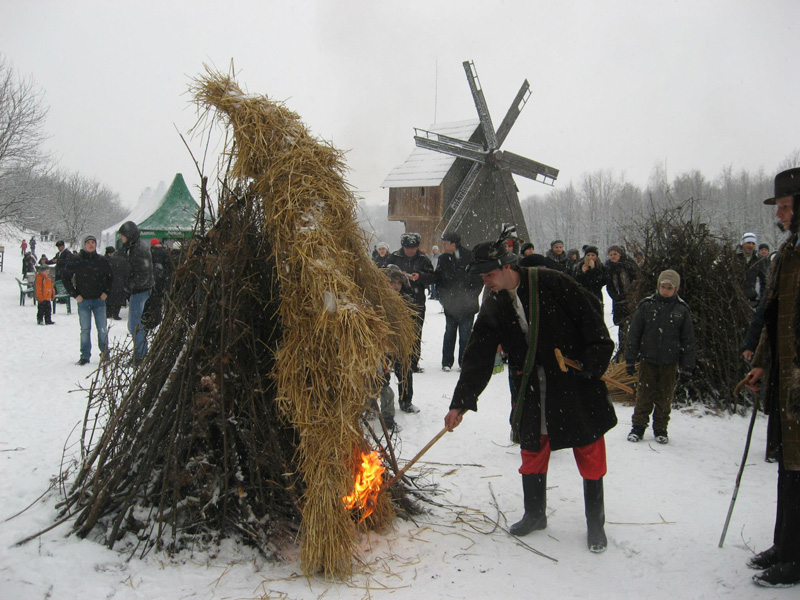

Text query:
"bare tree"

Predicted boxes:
[[49, 172, 123, 245], [0, 55, 49, 225]]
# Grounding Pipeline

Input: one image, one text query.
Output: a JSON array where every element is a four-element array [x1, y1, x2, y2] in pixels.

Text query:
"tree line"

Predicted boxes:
[[0, 55, 127, 244], [521, 155, 800, 255]]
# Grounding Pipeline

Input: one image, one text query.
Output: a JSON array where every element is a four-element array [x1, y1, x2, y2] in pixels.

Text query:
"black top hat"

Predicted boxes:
[[467, 241, 518, 274], [764, 168, 800, 205]]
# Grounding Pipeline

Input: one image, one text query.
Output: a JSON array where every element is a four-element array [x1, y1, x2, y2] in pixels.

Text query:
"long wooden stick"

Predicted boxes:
[[554, 348, 635, 394], [719, 380, 759, 548], [383, 425, 450, 489]]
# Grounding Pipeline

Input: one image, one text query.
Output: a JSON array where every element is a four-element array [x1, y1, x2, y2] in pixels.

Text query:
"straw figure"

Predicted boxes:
[[50, 67, 417, 578]]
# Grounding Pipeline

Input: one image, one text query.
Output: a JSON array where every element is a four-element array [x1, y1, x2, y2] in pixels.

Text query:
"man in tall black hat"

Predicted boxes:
[[443, 233, 616, 553], [745, 167, 800, 587]]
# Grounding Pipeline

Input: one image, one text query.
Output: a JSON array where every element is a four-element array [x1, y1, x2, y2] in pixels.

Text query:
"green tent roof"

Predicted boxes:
[[137, 173, 200, 238]]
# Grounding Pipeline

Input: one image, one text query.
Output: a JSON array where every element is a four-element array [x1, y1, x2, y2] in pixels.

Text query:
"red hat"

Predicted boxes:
[[150, 238, 160, 246]]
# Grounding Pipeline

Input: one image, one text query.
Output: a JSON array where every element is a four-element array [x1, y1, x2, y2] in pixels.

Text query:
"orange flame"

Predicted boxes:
[[342, 451, 385, 522]]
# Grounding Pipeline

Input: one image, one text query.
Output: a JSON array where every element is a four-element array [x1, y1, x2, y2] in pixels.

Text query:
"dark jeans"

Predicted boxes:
[[442, 311, 474, 368], [394, 360, 414, 407], [411, 304, 425, 371]]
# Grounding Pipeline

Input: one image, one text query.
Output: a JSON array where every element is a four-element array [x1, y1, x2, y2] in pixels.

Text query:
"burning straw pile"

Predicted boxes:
[[53, 67, 417, 578]]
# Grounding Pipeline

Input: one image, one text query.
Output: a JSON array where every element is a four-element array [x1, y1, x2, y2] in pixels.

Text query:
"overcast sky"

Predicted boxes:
[[3, 1, 799, 209]]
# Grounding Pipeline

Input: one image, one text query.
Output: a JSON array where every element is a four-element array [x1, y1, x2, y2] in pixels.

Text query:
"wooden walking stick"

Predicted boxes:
[[554, 348, 635, 394], [718, 376, 760, 548]]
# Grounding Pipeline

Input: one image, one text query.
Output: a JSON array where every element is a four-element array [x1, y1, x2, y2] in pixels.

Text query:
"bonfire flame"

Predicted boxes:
[[342, 451, 385, 522]]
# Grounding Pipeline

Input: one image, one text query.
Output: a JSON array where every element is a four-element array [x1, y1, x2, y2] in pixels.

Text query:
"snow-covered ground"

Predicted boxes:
[[0, 235, 783, 599]]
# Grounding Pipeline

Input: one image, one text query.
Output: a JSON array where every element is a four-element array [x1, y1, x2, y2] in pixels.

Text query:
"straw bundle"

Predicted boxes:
[[191, 67, 417, 577], [605, 361, 637, 403]]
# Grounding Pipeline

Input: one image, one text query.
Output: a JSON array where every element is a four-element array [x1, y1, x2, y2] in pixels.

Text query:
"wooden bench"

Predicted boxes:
[[15, 278, 36, 306], [53, 280, 72, 314]]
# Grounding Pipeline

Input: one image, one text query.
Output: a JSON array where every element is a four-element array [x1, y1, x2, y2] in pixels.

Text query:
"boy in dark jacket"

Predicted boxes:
[[625, 269, 696, 444]]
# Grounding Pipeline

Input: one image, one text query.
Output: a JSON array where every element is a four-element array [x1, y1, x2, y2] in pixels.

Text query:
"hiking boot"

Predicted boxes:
[[748, 546, 780, 570], [627, 426, 645, 442], [753, 562, 800, 588], [400, 403, 420, 414], [45, 320, 54, 325], [654, 429, 669, 444], [412, 366, 424, 374], [442, 366, 451, 372], [76, 358, 90, 366]]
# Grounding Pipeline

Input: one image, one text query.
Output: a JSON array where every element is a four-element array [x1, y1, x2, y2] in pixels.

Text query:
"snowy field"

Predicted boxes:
[[0, 236, 784, 599]]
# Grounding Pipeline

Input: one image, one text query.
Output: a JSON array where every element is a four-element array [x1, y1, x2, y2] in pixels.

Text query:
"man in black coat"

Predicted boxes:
[[386, 232, 435, 373], [444, 238, 616, 553], [435, 232, 483, 371], [104, 246, 129, 320], [63, 235, 112, 365], [48, 240, 73, 282], [118, 221, 155, 363]]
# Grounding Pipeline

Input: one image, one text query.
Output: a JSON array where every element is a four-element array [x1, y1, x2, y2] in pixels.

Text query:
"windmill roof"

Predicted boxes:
[[381, 119, 480, 188]]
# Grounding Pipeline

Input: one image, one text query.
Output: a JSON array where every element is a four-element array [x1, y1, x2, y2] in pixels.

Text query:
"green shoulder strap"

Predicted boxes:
[[510, 268, 540, 444]]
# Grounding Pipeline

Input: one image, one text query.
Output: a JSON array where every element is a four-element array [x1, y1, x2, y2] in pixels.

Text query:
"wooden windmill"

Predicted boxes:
[[388, 60, 559, 248]]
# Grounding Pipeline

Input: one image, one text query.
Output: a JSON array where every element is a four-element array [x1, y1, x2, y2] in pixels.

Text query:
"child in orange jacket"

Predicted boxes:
[[35, 267, 55, 325]]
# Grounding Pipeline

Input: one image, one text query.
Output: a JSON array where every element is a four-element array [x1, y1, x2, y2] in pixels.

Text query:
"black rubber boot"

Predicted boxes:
[[509, 473, 547, 536], [584, 477, 608, 553]]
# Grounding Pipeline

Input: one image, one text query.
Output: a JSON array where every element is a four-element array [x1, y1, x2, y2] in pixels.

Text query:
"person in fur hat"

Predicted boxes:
[[744, 167, 800, 588], [624, 269, 695, 445]]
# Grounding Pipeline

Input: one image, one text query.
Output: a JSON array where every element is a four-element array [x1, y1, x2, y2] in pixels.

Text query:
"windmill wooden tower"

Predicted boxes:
[[383, 61, 559, 250]]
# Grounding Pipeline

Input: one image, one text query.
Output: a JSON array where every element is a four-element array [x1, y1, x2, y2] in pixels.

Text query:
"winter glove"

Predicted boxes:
[[679, 371, 691, 384], [626, 363, 636, 377]]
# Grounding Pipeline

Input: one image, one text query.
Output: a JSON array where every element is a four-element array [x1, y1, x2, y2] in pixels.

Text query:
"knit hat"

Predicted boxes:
[[83, 235, 97, 244], [150, 238, 160, 246], [105, 246, 116, 255], [520, 242, 534, 254], [758, 243, 770, 251], [607, 244, 624, 255], [741, 232, 757, 245], [376, 241, 389, 250], [550, 239, 564, 248], [584, 245, 599, 256], [658, 269, 680, 290]]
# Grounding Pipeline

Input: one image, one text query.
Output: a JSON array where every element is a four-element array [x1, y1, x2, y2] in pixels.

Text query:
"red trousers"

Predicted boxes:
[[519, 435, 607, 480]]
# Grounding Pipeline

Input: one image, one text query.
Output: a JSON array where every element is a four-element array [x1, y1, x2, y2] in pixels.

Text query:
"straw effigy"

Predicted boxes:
[[191, 67, 417, 577], [42, 67, 416, 579]]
